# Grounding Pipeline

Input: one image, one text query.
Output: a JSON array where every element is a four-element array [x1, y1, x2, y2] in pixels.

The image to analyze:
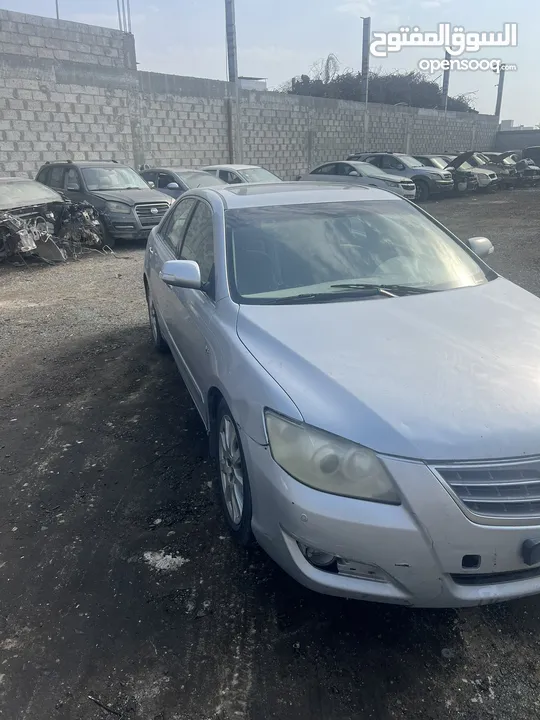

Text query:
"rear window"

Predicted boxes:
[[180, 172, 226, 189], [0, 180, 62, 210]]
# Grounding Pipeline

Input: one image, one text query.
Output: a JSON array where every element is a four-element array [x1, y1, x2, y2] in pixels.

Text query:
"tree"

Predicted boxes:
[[285, 55, 477, 113]]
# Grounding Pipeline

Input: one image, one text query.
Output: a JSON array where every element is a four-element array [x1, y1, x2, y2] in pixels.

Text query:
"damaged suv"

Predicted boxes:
[[0, 177, 102, 263], [36, 161, 172, 247]]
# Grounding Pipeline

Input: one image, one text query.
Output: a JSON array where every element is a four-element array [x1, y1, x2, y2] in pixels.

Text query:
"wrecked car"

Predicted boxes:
[[441, 154, 499, 192], [0, 177, 103, 263], [36, 161, 173, 248], [452, 151, 516, 189], [482, 151, 540, 186], [414, 155, 478, 193]]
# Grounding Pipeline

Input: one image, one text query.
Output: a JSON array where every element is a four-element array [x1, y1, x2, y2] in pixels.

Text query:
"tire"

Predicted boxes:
[[216, 399, 253, 547], [146, 291, 169, 353], [414, 180, 430, 202], [98, 219, 115, 249]]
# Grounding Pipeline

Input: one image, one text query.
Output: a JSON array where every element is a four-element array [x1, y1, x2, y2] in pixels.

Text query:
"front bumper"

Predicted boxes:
[[242, 430, 540, 607], [103, 212, 167, 240], [431, 179, 454, 194]]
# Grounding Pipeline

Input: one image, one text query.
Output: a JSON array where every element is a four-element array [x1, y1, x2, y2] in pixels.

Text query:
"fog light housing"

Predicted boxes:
[[298, 543, 337, 568]]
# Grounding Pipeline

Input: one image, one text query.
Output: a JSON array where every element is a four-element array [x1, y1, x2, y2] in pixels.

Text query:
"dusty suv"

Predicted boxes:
[[36, 161, 172, 247], [347, 152, 454, 201]]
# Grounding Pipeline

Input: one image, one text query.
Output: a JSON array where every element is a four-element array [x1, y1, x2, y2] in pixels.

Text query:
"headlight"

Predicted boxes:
[[427, 172, 443, 179], [264, 411, 400, 504], [106, 201, 131, 214], [385, 180, 400, 187]]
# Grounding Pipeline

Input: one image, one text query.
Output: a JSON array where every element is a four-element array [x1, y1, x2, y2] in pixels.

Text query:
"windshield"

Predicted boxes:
[[469, 154, 489, 167], [82, 166, 149, 191], [180, 172, 225, 189], [0, 180, 62, 210], [424, 157, 447, 170], [226, 201, 491, 304], [399, 155, 425, 168], [355, 163, 396, 179], [240, 168, 282, 183]]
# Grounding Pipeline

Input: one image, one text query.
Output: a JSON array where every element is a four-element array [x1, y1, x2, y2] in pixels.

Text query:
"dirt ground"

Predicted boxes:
[[2, 188, 540, 720]]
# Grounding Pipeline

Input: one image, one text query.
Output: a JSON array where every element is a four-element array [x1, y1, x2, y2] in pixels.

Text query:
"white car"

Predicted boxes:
[[201, 164, 282, 185]]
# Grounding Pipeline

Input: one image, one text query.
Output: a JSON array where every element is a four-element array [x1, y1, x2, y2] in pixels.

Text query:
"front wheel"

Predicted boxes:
[[216, 400, 253, 547], [98, 219, 115, 249], [414, 180, 430, 202], [146, 292, 169, 353]]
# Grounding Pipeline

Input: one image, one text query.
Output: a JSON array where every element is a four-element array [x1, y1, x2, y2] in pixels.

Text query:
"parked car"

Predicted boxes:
[[36, 160, 173, 247], [0, 177, 102, 262], [441, 154, 499, 192], [296, 160, 417, 199], [139, 167, 226, 200], [414, 155, 478, 193], [145, 180, 540, 608], [347, 152, 453, 201], [201, 164, 282, 184], [481, 152, 540, 186], [522, 146, 540, 167], [450, 151, 516, 189]]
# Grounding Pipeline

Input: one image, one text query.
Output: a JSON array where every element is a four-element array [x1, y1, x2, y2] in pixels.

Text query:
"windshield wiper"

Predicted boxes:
[[265, 288, 393, 304], [330, 282, 434, 296]]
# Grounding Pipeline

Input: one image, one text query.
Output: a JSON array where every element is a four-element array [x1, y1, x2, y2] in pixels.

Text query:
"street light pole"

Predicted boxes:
[[55, 0, 59, 20], [360, 16, 371, 151], [495, 67, 506, 118], [225, 0, 242, 162]]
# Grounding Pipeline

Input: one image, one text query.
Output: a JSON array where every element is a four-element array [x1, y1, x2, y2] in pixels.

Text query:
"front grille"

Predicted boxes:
[[401, 182, 416, 190], [135, 202, 169, 227], [435, 461, 540, 519]]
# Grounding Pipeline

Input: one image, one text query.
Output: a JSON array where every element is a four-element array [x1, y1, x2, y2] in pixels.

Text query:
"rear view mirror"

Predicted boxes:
[[160, 260, 201, 289], [467, 236, 494, 259], [166, 182, 180, 190]]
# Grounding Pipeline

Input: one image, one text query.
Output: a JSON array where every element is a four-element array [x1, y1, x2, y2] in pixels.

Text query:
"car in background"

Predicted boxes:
[[481, 152, 540, 186], [347, 152, 453, 201], [522, 146, 540, 167], [441, 154, 499, 192], [297, 160, 416, 199], [144, 180, 540, 607], [414, 155, 478, 193], [36, 160, 172, 247], [139, 167, 226, 200], [451, 152, 516, 189], [201, 164, 282, 184]]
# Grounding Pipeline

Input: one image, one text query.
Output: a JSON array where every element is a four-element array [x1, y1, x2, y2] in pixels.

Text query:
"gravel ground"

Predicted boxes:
[[2, 189, 540, 720]]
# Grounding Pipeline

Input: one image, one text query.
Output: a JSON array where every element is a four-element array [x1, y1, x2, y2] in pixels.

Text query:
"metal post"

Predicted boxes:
[[126, 0, 132, 33], [116, 0, 123, 31], [495, 67, 506, 118], [55, 0, 60, 20], [360, 16, 371, 151], [121, 0, 128, 34], [441, 50, 451, 112], [225, 0, 242, 162]]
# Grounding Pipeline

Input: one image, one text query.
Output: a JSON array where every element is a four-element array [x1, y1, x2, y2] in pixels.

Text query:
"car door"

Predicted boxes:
[[148, 197, 197, 361], [162, 200, 216, 417]]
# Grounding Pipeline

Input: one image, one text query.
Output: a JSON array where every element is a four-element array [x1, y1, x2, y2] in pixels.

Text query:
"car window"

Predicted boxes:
[[317, 164, 338, 175], [179, 201, 215, 287], [65, 168, 81, 191], [341, 163, 360, 176], [142, 171, 157, 186], [363, 156, 380, 167], [381, 156, 403, 170], [162, 198, 196, 253], [158, 173, 175, 189], [219, 170, 241, 184], [36, 167, 49, 185], [49, 167, 65, 189], [240, 168, 281, 183]]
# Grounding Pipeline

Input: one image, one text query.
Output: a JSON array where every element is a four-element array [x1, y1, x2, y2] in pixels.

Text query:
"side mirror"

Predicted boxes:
[[467, 236, 494, 259], [166, 182, 180, 190], [147, 181, 155, 188], [348, 170, 360, 177], [66, 183, 80, 191], [159, 260, 201, 289], [396, 163, 405, 171]]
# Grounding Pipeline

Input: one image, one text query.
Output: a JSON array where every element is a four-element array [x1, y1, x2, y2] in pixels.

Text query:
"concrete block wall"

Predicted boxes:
[[0, 8, 499, 180]]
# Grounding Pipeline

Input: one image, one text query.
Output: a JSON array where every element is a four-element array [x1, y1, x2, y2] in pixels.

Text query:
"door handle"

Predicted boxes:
[[148, 245, 154, 255]]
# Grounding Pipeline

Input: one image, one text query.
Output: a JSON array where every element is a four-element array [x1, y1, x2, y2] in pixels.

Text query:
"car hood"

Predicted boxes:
[[91, 189, 168, 206], [236, 278, 540, 462], [445, 151, 476, 169]]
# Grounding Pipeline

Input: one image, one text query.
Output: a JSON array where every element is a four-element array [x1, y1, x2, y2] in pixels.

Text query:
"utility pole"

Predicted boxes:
[[360, 16, 371, 151], [495, 66, 506, 118], [441, 50, 451, 112], [55, 0, 59, 20], [117, 0, 123, 31], [225, 0, 242, 162]]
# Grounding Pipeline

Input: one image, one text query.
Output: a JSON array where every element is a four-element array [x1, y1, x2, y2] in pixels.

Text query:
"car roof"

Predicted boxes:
[[41, 161, 132, 168], [195, 181, 401, 209], [202, 164, 262, 171], [143, 167, 206, 174], [0, 176, 40, 184]]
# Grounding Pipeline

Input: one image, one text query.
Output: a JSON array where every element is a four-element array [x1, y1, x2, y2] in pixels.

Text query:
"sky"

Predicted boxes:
[[2, 0, 536, 125]]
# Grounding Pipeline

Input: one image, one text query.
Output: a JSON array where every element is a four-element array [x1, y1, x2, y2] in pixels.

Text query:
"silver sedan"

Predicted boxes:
[[297, 160, 417, 200], [144, 182, 540, 608]]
